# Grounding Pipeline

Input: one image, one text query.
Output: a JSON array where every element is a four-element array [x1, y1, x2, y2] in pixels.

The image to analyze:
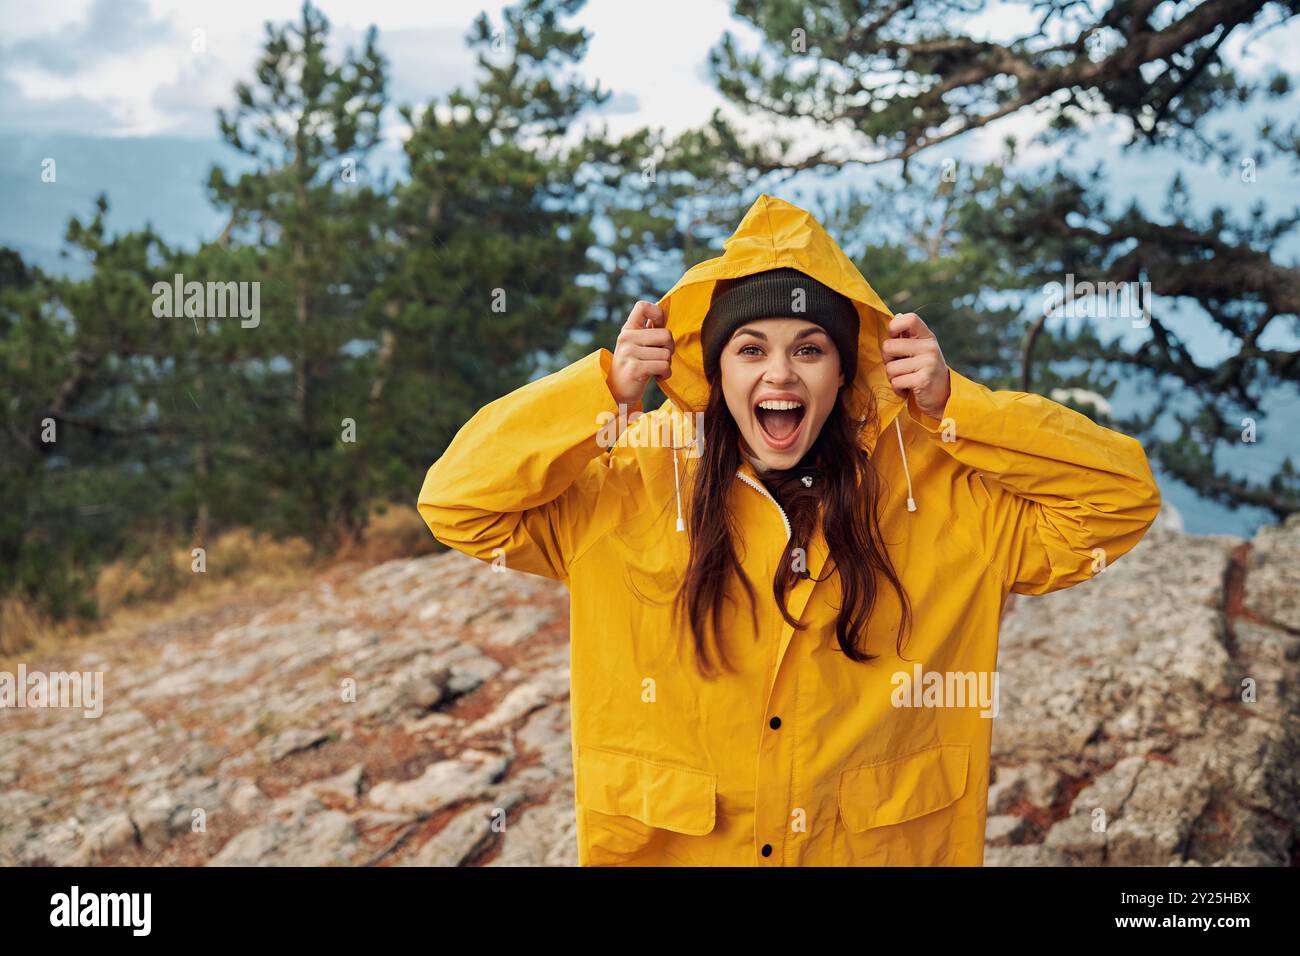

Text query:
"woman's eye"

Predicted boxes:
[[737, 342, 822, 357]]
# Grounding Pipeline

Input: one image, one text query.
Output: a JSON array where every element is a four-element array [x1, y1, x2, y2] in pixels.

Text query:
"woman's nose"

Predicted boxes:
[[763, 354, 797, 383]]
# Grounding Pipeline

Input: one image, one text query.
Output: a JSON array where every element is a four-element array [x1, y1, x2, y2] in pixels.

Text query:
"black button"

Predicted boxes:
[[769, 716, 781, 729], [761, 844, 772, 857]]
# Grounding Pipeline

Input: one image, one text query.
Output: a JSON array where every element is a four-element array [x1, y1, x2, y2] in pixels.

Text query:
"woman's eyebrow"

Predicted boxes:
[[732, 325, 830, 342]]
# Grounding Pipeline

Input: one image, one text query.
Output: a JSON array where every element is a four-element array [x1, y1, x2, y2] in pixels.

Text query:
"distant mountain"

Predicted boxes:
[[0, 131, 405, 262], [0, 132, 237, 262]]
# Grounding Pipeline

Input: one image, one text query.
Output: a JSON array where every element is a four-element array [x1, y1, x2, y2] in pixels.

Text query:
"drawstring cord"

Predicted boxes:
[[894, 416, 917, 512], [672, 442, 685, 532]]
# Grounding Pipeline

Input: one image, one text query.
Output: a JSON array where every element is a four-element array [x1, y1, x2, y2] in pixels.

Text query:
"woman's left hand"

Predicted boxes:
[[883, 312, 951, 420]]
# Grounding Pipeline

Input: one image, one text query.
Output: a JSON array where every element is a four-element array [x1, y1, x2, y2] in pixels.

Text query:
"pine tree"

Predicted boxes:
[[697, 0, 1299, 518], [206, 0, 389, 550]]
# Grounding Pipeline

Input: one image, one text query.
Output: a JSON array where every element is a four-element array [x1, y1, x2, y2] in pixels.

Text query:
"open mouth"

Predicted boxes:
[[754, 398, 806, 451]]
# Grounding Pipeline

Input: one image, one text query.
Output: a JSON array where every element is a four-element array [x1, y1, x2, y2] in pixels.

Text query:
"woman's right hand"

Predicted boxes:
[[607, 300, 674, 408]]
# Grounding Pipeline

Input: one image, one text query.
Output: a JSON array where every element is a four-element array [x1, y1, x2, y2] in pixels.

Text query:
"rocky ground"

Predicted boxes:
[[1, 508, 1296, 866], [985, 509, 1300, 866]]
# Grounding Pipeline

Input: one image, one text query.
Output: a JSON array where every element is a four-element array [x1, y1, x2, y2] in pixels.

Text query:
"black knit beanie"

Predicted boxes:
[[701, 267, 859, 385]]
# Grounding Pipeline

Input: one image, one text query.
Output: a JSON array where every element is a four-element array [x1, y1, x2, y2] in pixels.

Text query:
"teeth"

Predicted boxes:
[[757, 399, 803, 411]]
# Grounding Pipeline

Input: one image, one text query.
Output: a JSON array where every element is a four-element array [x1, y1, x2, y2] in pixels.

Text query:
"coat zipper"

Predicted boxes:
[[736, 471, 792, 542]]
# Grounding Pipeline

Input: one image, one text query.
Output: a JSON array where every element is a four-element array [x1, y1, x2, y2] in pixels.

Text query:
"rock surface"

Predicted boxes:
[[2, 508, 1296, 866], [985, 510, 1300, 867], [0, 552, 574, 867]]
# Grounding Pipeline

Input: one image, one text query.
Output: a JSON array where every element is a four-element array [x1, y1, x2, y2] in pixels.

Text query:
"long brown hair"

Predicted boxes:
[[671, 367, 913, 679]]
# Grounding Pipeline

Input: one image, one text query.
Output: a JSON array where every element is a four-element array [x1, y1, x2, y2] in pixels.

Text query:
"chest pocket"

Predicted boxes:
[[837, 742, 969, 831], [576, 744, 717, 844]]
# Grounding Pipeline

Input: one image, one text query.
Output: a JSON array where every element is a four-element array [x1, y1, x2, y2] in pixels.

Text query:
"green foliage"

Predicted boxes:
[[0, 203, 187, 622]]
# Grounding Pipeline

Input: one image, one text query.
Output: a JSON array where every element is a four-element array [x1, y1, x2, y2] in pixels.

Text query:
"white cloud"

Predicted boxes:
[[0, 0, 1295, 166], [0, 0, 483, 136]]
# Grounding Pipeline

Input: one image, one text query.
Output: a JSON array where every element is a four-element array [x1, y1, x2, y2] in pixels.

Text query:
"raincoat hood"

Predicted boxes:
[[653, 193, 918, 528], [657, 193, 906, 445]]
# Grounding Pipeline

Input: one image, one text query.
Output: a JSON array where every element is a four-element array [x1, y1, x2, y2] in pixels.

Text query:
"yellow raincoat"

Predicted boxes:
[[417, 193, 1162, 866]]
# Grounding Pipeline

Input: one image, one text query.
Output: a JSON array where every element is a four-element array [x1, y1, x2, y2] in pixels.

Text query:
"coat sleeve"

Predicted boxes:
[[905, 366, 1162, 595], [417, 348, 637, 582]]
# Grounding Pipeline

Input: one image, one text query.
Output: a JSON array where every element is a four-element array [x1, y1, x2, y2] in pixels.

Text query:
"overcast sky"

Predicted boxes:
[[0, 0, 736, 140], [2, 0, 1296, 179], [3, 0, 1297, 193]]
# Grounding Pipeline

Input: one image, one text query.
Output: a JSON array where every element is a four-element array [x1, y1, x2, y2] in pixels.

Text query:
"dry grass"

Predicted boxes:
[[0, 600, 47, 661], [334, 502, 443, 566], [0, 502, 443, 665]]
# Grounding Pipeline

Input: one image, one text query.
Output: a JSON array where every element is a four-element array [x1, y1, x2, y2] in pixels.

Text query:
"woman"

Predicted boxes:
[[418, 193, 1162, 866]]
